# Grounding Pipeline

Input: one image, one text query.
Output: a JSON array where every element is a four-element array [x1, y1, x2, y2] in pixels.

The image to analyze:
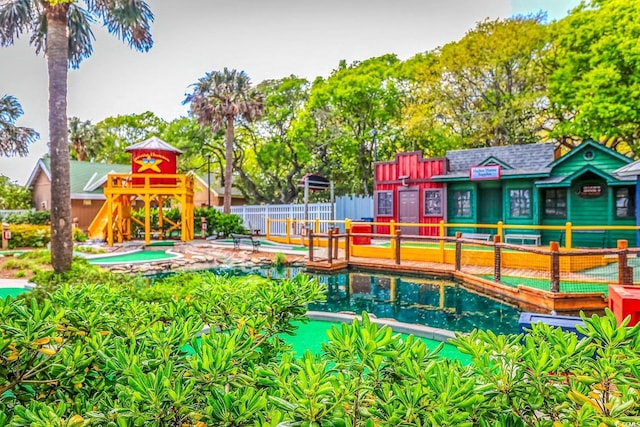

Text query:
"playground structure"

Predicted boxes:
[[87, 137, 194, 245]]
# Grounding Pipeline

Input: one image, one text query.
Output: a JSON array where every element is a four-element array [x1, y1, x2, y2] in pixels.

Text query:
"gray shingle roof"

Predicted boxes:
[[446, 143, 555, 172]]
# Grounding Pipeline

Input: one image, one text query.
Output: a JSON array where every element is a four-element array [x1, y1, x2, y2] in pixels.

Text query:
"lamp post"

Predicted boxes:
[[206, 155, 211, 208]]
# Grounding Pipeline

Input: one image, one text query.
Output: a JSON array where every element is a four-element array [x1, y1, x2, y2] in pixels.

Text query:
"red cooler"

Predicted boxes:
[[609, 285, 640, 326]]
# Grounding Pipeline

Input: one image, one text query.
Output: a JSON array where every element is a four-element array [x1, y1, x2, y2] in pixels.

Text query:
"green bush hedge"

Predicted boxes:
[[3, 264, 640, 425], [4, 224, 50, 249], [130, 206, 246, 238], [1, 210, 50, 225]]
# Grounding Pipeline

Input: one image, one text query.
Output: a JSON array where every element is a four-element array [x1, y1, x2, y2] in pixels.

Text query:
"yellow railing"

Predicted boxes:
[[266, 218, 640, 249]]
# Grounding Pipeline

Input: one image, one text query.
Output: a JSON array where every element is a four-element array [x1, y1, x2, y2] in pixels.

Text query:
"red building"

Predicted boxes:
[[126, 136, 182, 186], [374, 151, 446, 236]]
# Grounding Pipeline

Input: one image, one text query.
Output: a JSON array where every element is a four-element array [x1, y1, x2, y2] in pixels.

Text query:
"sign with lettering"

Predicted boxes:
[[579, 184, 602, 198], [469, 165, 501, 180]]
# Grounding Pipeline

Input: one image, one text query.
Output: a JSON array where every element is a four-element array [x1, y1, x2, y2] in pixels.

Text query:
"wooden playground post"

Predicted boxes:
[[617, 240, 632, 286], [439, 220, 446, 263], [395, 230, 401, 265], [345, 228, 350, 262], [455, 231, 462, 271], [308, 229, 315, 262], [550, 241, 560, 292], [493, 234, 502, 283], [327, 229, 333, 265]]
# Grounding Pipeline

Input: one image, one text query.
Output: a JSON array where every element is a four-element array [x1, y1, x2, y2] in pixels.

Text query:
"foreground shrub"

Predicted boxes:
[[2, 265, 640, 425]]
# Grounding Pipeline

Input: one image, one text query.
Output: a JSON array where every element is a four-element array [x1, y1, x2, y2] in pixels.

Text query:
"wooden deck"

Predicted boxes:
[[307, 255, 608, 315]]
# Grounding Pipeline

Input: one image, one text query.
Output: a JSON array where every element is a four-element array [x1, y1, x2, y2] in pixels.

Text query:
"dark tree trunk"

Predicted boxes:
[[223, 116, 234, 214], [46, 3, 73, 272]]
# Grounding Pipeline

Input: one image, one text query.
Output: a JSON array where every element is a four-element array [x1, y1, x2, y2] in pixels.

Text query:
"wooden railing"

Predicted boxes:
[[308, 228, 637, 293], [267, 218, 639, 249]]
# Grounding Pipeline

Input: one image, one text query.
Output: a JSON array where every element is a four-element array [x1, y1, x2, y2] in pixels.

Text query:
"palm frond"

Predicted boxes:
[[88, 0, 153, 52], [0, 95, 39, 157], [67, 4, 95, 68], [0, 0, 40, 46]]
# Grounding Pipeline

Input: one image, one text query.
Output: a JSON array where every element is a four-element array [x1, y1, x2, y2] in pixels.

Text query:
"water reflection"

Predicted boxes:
[[232, 266, 521, 335]]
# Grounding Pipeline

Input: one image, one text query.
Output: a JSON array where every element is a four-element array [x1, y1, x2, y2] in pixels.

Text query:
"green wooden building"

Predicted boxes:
[[431, 140, 637, 247]]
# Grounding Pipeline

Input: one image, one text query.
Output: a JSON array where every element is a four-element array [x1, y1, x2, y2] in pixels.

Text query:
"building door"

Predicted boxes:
[[399, 189, 420, 235], [478, 184, 502, 233]]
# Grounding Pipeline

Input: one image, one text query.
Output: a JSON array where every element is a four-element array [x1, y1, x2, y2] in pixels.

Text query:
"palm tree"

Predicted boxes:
[[0, 0, 153, 272], [68, 116, 101, 161], [0, 95, 38, 157], [185, 68, 264, 213]]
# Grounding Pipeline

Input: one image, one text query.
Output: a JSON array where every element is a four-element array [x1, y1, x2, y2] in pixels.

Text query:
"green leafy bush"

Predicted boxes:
[[194, 207, 246, 237], [130, 206, 246, 238], [1, 210, 50, 225], [4, 224, 50, 249], [5, 263, 640, 426], [72, 227, 87, 242]]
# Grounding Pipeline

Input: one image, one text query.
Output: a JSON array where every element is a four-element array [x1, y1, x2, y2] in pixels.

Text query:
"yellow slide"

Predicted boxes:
[[87, 201, 113, 240]]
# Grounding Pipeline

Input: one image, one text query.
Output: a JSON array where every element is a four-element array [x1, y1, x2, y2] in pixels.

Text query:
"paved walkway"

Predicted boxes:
[[0, 278, 30, 288]]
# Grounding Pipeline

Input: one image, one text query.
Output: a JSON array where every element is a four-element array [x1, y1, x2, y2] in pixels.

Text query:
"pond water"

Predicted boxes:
[[204, 265, 522, 335]]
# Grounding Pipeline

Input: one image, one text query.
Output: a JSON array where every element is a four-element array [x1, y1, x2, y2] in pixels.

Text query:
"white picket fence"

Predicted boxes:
[[225, 195, 373, 236]]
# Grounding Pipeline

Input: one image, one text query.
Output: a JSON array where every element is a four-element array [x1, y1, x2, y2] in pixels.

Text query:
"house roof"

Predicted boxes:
[[125, 136, 183, 154], [27, 158, 131, 199], [446, 143, 555, 172], [614, 159, 640, 177], [535, 164, 635, 188], [432, 143, 555, 181]]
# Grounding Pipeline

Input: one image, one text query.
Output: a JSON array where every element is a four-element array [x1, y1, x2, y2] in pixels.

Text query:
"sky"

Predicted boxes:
[[0, 0, 580, 184]]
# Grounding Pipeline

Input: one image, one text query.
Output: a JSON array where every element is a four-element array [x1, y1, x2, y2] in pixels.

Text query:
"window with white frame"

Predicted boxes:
[[452, 190, 471, 217], [509, 188, 531, 217], [424, 189, 443, 216]]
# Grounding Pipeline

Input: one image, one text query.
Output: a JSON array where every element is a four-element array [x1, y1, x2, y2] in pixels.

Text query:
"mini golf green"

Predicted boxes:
[[0, 287, 29, 299], [86, 250, 180, 265], [186, 320, 470, 365], [284, 320, 470, 364], [478, 274, 610, 295]]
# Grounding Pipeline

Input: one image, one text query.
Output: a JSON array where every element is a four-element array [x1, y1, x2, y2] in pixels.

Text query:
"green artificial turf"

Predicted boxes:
[[0, 287, 29, 299], [478, 274, 610, 296], [87, 250, 179, 264]]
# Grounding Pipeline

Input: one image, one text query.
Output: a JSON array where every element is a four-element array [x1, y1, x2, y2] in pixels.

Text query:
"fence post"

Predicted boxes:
[[309, 229, 314, 262], [395, 230, 401, 265], [328, 229, 333, 265], [333, 227, 339, 260], [285, 217, 291, 244], [455, 231, 462, 272], [266, 217, 271, 239], [390, 220, 396, 256], [565, 222, 572, 249], [493, 234, 501, 283], [550, 241, 560, 293], [345, 228, 351, 263], [439, 220, 446, 263], [497, 220, 503, 242], [617, 240, 632, 286]]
